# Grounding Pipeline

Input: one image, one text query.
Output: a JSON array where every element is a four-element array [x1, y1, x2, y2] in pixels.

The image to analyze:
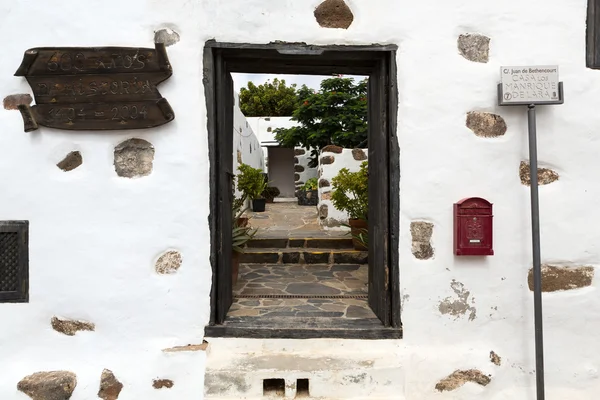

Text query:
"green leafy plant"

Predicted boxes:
[[301, 178, 318, 191], [275, 77, 368, 166], [331, 161, 368, 220], [232, 202, 257, 253], [237, 163, 268, 200], [262, 186, 280, 202], [239, 78, 298, 117], [352, 227, 368, 249]]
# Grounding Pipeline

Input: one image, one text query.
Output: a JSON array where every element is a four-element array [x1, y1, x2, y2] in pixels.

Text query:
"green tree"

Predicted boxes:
[[239, 78, 298, 117], [274, 77, 368, 165]]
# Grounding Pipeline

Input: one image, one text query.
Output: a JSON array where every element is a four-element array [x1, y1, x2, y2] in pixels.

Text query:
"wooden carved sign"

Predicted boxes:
[[14, 43, 174, 132]]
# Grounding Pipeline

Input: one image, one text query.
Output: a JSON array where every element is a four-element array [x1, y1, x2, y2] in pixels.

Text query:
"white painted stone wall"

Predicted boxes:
[[318, 148, 368, 227], [294, 147, 318, 194], [233, 96, 265, 200], [0, 0, 599, 399]]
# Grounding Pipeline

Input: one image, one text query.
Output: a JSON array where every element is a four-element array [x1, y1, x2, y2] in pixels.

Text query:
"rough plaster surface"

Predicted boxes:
[[51, 316, 95, 336], [56, 151, 83, 172], [457, 33, 491, 63], [1, 1, 600, 399], [528, 265, 594, 292], [17, 371, 77, 400], [466, 111, 507, 138], [98, 369, 123, 400], [519, 161, 559, 185], [435, 369, 491, 391], [438, 280, 477, 321]]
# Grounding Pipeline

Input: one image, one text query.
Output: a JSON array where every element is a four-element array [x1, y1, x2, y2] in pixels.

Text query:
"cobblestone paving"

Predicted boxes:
[[228, 297, 375, 319], [228, 263, 374, 319], [233, 264, 368, 296]]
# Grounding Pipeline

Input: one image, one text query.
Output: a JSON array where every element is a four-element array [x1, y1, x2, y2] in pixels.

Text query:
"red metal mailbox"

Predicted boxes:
[[454, 197, 494, 256]]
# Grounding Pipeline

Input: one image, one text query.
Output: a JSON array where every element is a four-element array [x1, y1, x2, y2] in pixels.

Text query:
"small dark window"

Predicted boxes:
[[0, 221, 29, 303], [296, 379, 309, 397], [588, 1, 600, 68], [263, 379, 285, 397]]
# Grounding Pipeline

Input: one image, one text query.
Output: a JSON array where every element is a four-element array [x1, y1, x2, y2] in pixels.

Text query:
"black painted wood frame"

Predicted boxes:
[[204, 41, 401, 339]]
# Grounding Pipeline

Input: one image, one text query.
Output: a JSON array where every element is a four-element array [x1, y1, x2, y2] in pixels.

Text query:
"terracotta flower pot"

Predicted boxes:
[[348, 218, 368, 251], [237, 217, 249, 227]]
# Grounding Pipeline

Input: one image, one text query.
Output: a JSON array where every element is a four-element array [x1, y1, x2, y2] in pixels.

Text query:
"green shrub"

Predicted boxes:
[[237, 163, 267, 200], [301, 178, 318, 191], [331, 161, 368, 220]]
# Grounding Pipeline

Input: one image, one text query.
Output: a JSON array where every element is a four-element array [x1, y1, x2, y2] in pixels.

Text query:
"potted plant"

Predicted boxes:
[[237, 163, 268, 212], [297, 178, 318, 206], [232, 202, 257, 286], [262, 186, 280, 203], [331, 161, 368, 250]]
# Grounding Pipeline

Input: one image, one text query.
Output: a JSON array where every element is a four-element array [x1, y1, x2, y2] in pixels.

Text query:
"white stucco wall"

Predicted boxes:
[[0, 0, 599, 399], [233, 96, 265, 200], [318, 148, 368, 227]]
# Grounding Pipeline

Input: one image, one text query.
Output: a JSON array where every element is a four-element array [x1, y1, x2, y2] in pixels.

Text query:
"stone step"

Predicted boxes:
[[239, 249, 367, 265], [247, 237, 354, 249], [203, 338, 405, 399]]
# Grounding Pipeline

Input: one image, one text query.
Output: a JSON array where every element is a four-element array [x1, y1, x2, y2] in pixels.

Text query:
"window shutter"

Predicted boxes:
[[0, 221, 29, 302]]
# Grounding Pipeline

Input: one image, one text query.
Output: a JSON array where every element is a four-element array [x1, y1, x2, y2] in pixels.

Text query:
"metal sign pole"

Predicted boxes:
[[527, 104, 545, 400]]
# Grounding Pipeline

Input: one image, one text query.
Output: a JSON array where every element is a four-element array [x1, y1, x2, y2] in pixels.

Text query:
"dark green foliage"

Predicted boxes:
[[331, 161, 368, 220], [275, 77, 368, 165], [232, 201, 257, 253], [239, 78, 298, 117]]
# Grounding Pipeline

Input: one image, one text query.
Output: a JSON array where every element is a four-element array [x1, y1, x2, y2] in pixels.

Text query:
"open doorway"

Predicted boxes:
[[204, 42, 401, 339]]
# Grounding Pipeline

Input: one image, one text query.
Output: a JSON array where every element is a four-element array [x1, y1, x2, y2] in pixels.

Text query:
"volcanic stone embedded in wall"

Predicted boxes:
[[319, 204, 328, 219], [490, 351, 502, 366], [435, 369, 491, 392], [457, 33, 491, 63], [295, 165, 305, 172], [295, 173, 301, 181], [321, 192, 332, 200], [320, 155, 335, 165], [17, 371, 77, 400], [410, 221, 434, 260], [352, 148, 367, 161], [154, 28, 180, 47], [3, 93, 32, 110], [321, 145, 343, 154], [57, 151, 83, 172], [114, 138, 155, 178], [153, 379, 174, 389], [98, 369, 123, 400], [319, 178, 330, 188], [519, 161, 559, 186], [51, 316, 95, 336], [314, 0, 354, 29], [155, 250, 182, 274], [294, 148, 305, 155], [466, 112, 507, 138], [237, 150, 242, 164], [528, 265, 594, 292], [294, 157, 299, 164]]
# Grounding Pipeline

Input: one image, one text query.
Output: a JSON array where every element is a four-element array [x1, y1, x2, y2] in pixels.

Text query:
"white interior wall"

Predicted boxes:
[[0, 0, 598, 399]]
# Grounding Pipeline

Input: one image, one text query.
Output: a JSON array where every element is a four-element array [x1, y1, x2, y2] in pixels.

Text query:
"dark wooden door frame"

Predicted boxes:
[[204, 40, 401, 333]]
